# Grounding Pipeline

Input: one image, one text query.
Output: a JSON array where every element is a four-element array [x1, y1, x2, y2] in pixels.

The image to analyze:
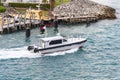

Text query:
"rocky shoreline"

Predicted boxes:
[[53, 0, 116, 22]]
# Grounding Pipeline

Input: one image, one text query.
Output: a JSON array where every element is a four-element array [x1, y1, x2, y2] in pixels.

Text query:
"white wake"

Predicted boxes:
[[0, 47, 78, 60], [0, 47, 41, 60]]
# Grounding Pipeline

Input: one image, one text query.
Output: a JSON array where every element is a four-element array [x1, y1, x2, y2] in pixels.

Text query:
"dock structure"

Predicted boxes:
[[0, 5, 98, 34], [0, 13, 40, 34], [0, 7, 52, 34], [57, 16, 98, 24], [0, 6, 54, 34], [52, 11, 98, 24]]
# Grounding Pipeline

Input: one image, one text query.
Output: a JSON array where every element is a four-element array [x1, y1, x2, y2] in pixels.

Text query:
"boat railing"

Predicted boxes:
[[63, 34, 83, 41]]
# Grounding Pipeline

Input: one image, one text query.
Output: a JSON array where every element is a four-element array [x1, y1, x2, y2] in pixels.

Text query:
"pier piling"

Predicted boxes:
[[25, 24, 30, 38]]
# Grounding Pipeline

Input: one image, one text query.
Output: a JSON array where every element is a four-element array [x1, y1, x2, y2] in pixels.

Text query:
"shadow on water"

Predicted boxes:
[[77, 46, 90, 54], [24, 37, 32, 47], [86, 22, 91, 27], [54, 28, 59, 33], [25, 37, 31, 42]]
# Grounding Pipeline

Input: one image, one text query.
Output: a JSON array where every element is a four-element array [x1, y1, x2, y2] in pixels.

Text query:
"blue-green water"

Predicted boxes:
[[0, 0, 120, 80]]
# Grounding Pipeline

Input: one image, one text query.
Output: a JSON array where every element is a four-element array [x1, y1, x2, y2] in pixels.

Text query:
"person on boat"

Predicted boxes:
[[40, 24, 46, 34]]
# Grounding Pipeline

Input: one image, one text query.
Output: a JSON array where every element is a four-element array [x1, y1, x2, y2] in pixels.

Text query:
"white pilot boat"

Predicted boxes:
[[27, 35, 87, 54]]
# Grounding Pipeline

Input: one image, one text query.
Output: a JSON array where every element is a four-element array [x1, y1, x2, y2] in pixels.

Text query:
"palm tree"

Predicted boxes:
[[59, 0, 63, 3], [42, 0, 47, 3]]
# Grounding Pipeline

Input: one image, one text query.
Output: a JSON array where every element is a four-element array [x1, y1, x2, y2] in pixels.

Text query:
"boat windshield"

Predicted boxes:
[[63, 39, 67, 42], [49, 39, 62, 45]]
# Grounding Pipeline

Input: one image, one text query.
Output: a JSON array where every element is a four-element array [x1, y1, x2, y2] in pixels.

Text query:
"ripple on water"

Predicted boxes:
[[0, 0, 120, 79]]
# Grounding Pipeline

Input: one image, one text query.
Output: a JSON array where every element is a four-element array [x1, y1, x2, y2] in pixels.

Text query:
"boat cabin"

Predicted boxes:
[[40, 36, 67, 48]]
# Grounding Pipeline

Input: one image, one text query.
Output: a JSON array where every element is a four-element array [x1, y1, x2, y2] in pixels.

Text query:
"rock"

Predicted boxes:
[[53, 0, 116, 21]]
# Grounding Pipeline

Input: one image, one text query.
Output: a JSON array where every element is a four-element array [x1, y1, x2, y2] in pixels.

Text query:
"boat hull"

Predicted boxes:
[[40, 44, 83, 54], [34, 40, 86, 54]]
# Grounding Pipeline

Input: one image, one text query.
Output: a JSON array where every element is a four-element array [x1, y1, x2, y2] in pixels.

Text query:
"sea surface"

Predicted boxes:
[[0, 0, 120, 80]]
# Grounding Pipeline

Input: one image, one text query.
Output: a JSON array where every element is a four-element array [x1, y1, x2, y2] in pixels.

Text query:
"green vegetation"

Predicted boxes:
[[0, 3, 3, 6], [42, 0, 47, 3], [55, 0, 70, 6], [7, 0, 70, 12], [0, 6, 6, 12], [9, 3, 50, 10]]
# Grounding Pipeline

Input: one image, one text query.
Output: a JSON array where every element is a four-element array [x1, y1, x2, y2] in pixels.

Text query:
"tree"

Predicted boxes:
[[50, 0, 55, 11], [0, 6, 6, 12], [42, 0, 47, 3]]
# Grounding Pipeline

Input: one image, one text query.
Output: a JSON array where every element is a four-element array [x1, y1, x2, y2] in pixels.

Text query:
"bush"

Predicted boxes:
[[9, 3, 50, 10], [0, 6, 6, 12], [0, 3, 3, 6]]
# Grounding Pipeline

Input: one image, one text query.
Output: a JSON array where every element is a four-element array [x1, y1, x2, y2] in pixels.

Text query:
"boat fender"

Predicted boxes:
[[27, 46, 34, 51], [34, 48, 39, 53]]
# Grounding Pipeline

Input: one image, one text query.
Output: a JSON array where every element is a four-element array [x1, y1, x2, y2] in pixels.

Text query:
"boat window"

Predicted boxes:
[[49, 39, 62, 45], [63, 39, 67, 42]]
